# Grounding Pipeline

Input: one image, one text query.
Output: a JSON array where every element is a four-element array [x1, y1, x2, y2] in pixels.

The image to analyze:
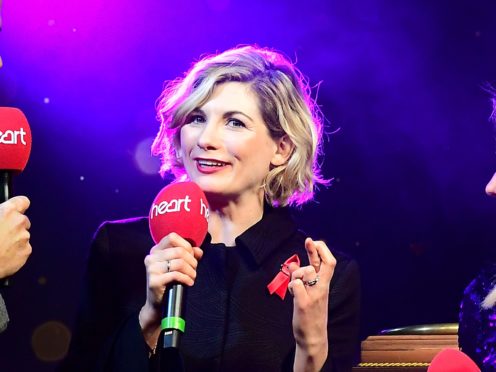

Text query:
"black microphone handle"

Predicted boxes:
[[0, 171, 13, 287], [0, 171, 12, 203], [162, 283, 185, 349]]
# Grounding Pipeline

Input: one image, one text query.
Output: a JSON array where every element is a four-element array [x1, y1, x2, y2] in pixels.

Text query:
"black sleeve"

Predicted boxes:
[[58, 223, 150, 372], [100, 312, 151, 372], [458, 277, 482, 368], [323, 257, 361, 372]]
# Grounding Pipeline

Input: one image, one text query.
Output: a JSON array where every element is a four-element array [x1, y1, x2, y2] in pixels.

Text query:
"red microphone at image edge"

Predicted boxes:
[[0, 107, 32, 287], [148, 181, 209, 350], [427, 348, 480, 372], [0, 107, 32, 202]]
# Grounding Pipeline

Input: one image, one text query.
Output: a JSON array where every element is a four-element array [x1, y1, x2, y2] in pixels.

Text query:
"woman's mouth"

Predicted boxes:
[[195, 159, 229, 173]]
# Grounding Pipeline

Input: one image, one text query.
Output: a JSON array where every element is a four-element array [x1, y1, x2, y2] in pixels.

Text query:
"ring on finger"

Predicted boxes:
[[166, 260, 171, 273], [304, 275, 320, 287]]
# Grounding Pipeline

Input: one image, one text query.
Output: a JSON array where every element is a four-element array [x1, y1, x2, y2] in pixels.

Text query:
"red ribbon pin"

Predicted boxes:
[[267, 254, 300, 300]]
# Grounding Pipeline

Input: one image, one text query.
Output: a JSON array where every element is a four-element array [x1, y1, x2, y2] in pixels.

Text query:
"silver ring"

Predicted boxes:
[[166, 260, 171, 273], [305, 275, 319, 287]]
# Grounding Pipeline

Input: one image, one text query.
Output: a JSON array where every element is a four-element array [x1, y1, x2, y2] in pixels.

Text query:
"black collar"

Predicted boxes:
[[233, 205, 298, 266]]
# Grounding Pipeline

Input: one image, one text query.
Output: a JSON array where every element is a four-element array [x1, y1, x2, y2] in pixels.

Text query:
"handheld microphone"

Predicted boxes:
[[427, 348, 480, 372], [0, 107, 32, 201], [0, 107, 32, 286], [148, 181, 209, 349]]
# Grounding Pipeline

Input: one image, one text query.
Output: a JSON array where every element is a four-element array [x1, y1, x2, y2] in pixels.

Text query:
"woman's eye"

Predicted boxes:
[[227, 118, 246, 128], [188, 114, 205, 124]]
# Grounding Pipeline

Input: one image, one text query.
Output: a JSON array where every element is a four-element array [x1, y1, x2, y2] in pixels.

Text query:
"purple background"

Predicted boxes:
[[1, 0, 496, 369]]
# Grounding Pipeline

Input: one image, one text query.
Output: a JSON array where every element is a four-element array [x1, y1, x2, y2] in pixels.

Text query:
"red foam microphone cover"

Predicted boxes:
[[0, 107, 32, 172], [427, 348, 480, 372], [149, 182, 209, 247]]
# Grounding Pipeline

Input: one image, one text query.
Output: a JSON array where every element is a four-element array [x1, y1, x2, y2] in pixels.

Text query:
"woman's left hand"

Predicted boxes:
[[288, 237, 336, 372]]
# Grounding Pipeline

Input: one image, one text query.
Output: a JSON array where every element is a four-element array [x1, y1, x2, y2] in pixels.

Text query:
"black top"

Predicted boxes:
[[60, 206, 360, 372], [459, 263, 496, 370]]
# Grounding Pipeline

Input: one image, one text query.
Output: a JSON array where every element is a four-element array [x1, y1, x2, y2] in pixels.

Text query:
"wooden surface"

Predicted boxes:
[[360, 334, 458, 363], [353, 366, 428, 372]]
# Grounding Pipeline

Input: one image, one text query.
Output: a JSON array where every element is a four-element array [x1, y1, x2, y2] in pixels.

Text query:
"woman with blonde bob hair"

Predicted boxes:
[[152, 45, 327, 207], [61, 45, 360, 372]]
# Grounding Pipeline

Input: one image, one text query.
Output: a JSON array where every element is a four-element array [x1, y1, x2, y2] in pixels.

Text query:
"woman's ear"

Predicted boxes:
[[174, 142, 184, 165], [271, 135, 295, 167]]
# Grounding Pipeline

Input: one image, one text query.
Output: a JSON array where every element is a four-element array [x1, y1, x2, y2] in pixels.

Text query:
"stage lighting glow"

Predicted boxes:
[[31, 321, 71, 362], [207, 0, 231, 12], [134, 137, 160, 175]]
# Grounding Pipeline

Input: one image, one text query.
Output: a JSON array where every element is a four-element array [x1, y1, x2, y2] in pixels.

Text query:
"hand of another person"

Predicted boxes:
[[288, 238, 336, 372], [139, 232, 203, 350], [0, 196, 32, 279]]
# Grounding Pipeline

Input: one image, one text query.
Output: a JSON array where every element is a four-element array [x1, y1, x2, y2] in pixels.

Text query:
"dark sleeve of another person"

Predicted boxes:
[[459, 276, 483, 368], [57, 223, 150, 372]]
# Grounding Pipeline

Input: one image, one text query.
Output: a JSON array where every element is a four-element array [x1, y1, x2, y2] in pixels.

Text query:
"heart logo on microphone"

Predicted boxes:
[[149, 182, 210, 247]]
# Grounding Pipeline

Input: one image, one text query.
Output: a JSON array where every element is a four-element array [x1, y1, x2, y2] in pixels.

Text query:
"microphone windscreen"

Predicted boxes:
[[0, 107, 32, 172], [149, 182, 209, 247], [427, 348, 480, 372]]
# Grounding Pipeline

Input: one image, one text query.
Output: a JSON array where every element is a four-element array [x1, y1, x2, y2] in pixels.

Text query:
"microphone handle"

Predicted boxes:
[[162, 283, 185, 349], [0, 172, 12, 287], [0, 171, 12, 203]]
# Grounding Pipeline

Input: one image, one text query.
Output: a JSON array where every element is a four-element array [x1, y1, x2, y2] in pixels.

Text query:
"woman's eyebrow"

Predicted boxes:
[[223, 110, 254, 122], [190, 108, 204, 115]]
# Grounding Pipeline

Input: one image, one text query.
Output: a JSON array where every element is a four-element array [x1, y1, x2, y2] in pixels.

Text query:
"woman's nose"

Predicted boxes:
[[485, 172, 496, 197], [196, 121, 221, 150]]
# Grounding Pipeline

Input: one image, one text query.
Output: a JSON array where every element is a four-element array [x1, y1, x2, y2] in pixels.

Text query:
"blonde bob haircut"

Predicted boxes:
[[152, 45, 328, 207]]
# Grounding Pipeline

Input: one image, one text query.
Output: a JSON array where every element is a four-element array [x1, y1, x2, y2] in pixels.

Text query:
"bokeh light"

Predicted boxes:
[[134, 137, 161, 175], [31, 321, 71, 362]]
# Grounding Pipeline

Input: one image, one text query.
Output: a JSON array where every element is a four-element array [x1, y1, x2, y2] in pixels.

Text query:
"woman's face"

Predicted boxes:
[[486, 172, 496, 197], [178, 82, 285, 203]]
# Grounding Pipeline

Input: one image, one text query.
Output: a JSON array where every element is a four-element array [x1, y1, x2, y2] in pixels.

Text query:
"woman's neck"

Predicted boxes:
[[207, 192, 265, 246]]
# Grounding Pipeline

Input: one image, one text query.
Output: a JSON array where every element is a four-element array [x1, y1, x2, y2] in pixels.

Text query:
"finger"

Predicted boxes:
[[151, 246, 202, 264], [163, 233, 194, 255], [17, 229, 30, 245], [148, 247, 199, 270], [167, 232, 193, 249], [166, 258, 197, 279], [148, 271, 193, 290], [147, 259, 197, 282], [288, 278, 307, 302], [151, 233, 193, 254], [21, 214, 31, 230], [305, 237, 322, 272], [287, 262, 300, 275], [24, 242, 33, 256], [16, 242, 32, 263], [10, 212, 31, 231], [157, 271, 196, 287], [8, 196, 30, 213], [290, 266, 316, 283], [310, 239, 336, 281], [193, 247, 203, 260]]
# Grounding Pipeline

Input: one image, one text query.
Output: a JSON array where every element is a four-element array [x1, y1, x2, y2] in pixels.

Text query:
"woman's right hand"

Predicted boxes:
[[139, 232, 203, 349]]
